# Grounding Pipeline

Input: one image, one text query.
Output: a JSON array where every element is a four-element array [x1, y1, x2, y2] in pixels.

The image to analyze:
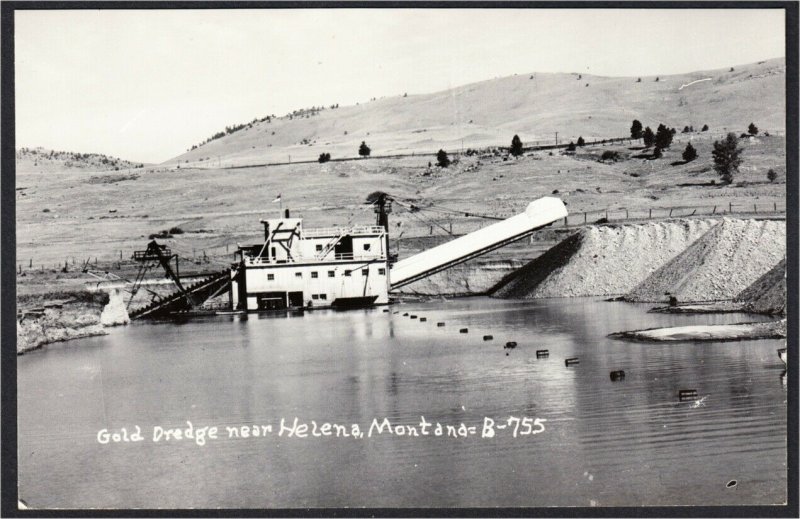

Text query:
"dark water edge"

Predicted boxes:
[[17, 297, 787, 508]]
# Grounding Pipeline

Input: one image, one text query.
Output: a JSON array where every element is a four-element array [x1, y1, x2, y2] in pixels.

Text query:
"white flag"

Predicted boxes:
[[272, 194, 281, 203]]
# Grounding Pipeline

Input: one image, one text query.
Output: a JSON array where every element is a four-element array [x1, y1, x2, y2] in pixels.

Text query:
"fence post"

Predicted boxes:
[[649, 208, 652, 219], [605, 210, 608, 220], [729, 202, 732, 213], [584, 213, 587, 224], [669, 208, 673, 217], [712, 206, 716, 214], [625, 209, 629, 219], [774, 202, 777, 212], [754, 204, 757, 213]]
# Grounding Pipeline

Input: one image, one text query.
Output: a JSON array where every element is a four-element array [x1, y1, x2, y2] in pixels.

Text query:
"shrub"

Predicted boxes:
[[712, 133, 743, 184], [682, 142, 697, 162], [653, 147, 662, 159], [567, 141, 576, 152], [318, 152, 331, 163], [577, 136, 585, 147], [682, 126, 690, 133], [702, 124, 709, 131], [748, 122, 759, 135], [600, 150, 620, 162], [510, 135, 523, 157], [358, 141, 371, 157], [767, 168, 777, 182], [168, 227, 185, 235]]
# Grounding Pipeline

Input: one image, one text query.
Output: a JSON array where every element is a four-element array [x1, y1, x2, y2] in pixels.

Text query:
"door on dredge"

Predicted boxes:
[[288, 291, 304, 308]]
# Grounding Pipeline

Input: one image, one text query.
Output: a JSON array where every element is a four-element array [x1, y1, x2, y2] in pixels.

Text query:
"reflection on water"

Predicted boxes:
[[17, 297, 786, 508]]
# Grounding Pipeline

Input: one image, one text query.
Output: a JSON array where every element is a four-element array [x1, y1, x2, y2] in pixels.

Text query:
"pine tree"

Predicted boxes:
[[577, 136, 585, 147], [358, 141, 371, 157], [702, 124, 709, 132], [767, 169, 777, 182], [712, 133, 743, 184], [630, 120, 643, 139], [653, 147, 662, 159], [682, 142, 697, 162], [643, 126, 655, 147], [567, 141, 576, 151], [510, 135, 524, 157], [436, 149, 450, 168], [748, 122, 759, 135], [655, 124, 673, 150]]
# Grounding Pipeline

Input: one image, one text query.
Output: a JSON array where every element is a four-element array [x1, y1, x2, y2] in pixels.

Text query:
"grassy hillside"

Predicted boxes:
[[16, 58, 786, 299], [16, 147, 147, 174], [167, 58, 785, 167]]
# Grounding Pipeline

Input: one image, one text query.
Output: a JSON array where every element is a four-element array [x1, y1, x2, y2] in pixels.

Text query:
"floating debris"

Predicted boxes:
[[565, 357, 580, 366], [410, 315, 418, 319], [678, 389, 698, 400], [460, 328, 469, 334], [483, 335, 493, 341], [504, 341, 517, 349], [610, 370, 626, 381], [536, 349, 549, 358], [726, 480, 737, 489], [402, 313, 409, 316], [419, 317, 427, 322], [437, 322, 445, 327]]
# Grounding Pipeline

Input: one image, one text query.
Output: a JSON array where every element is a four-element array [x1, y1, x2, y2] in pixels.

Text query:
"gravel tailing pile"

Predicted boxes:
[[491, 219, 716, 298], [736, 257, 786, 315], [625, 218, 785, 303]]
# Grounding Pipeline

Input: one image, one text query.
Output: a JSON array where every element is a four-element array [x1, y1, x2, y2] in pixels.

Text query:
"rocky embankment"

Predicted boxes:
[[736, 258, 786, 315], [16, 289, 129, 354], [492, 218, 786, 313], [395, 259, 528, 296], [491, 219, 717, 298], [625, 219, 785, 303]]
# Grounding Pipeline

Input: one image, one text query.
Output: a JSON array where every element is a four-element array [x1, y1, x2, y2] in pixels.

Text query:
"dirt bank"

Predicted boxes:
[[394, 259, 528, 296], [625, 219, 785, 303], [491, 219, 717, 298], [16, 290, 129, 354], [736, 258, 786, 315], [609, 319, 786, 342]]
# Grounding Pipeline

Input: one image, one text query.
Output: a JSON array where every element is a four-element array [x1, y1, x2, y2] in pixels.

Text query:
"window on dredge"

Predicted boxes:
[[344, 270, 352, 277], [267, 273, 275, 280], [378, 268, 386, 275], [363, 243, 371, 251], [295, 272, 302, 278], [328, 271, 335, 278], [361, 268, 369, 276], [315, 244, 323, 252], [311, 271, 318, 279]]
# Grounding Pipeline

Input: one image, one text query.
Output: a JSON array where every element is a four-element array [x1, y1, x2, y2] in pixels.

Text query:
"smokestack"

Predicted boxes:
[[284, 208, 290, 218]]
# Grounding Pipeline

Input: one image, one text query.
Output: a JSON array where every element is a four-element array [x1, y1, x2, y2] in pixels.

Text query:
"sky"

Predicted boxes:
[[15, 8, 785, 164]]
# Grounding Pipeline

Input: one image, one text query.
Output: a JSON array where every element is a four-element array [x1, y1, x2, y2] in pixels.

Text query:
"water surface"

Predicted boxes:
[[17, 297, 787, 508]]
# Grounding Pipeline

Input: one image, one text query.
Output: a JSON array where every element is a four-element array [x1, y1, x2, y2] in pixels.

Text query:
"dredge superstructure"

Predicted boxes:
[[126, 196, 567, 318]]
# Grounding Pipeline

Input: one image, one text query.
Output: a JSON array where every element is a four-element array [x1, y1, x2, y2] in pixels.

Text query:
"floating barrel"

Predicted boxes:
[[504, 341, 517, 349], [437, 322, 445, 327], [410, 315, 418, 319], [460, 328, 469, 333], [420, 317, 427, 322], [536, 349, 549, 357], [610, 370, 625, 381], [565, 357, 579, 366], [678, 389, 698, 400], [483, 335, 493, 341]]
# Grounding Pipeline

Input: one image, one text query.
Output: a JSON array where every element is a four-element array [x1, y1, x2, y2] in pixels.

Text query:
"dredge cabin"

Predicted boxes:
[[231, 213, 390, 311]]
